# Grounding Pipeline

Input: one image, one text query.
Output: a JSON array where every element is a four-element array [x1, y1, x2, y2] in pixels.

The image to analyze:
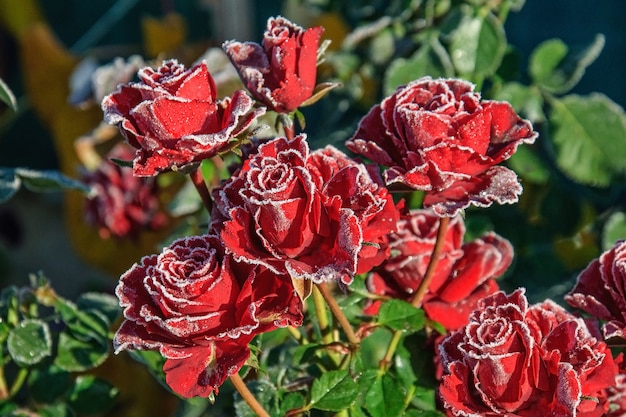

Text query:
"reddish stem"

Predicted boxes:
[[189, 167, 213, 213], [316, 282, 360, 347], [410, 216, 450, 308], [230, 374, 270, 417]]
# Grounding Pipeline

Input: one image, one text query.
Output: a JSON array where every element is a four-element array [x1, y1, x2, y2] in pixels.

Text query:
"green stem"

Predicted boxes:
[[230, 373, 270, 417], [189, 167, 213, 213], [316, 283, 360, 347], [379, 217, 450, 372], [9, 368, 28, 398], [312, 285, 333, 345], [278, 113, 295, 140], [0, 366, 9, 400]]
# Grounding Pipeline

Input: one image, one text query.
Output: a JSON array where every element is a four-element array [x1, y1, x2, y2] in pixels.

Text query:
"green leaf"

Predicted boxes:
[[7, 319, 52, 366], [234, 380, 277, 417], [384, 35, 454, 96], [54, 331, 109, 372], [530, 34, 604, 94], [364, 373, 405, 417], [506, 145, 550, 185], [28, 365, 72, 404], [14, 168, 91, 194], [68, 375, 119, 415], [549, 93, 626, 186], [447, 6, 506, 79], [55, 298, 110, 342], [377, 299, 426, 332], [75, 292, 120, 326], [37, 403, 73, 417], [403, 410, 446, 417], [0, 169, 20, 203], [309, 370, 359, 412], [603, 212, 626, 251], [0, 77, 17, 111]]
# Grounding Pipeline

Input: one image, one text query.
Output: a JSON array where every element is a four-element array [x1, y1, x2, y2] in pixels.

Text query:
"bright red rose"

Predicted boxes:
[[212, 134, 398, 285], [102, 59, 265, 176], [223, 16, 323, 113], [438, 289, 618, 417], [346, 77, 537, 216], [113, 234, 303, 398], [83, 143, 168, 239], [565, 239, 626, 342], [364, 209, 512, 331]]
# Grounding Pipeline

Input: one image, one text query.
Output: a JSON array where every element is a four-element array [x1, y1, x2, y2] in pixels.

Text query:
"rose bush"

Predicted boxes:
[[438, 289, 619, 417], [364, 209, 512, 331], [113, 234, 303, 398], [346, 77, 538, 216], [82, 143, 168, 239], [565, 239, 626, 342], [102, 59, 264, 176], [211, 134, 398, 284], [223, 16, 323, 114]]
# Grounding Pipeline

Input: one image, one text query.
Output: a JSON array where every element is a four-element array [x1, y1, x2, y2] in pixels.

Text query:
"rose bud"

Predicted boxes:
[[347, 77, 537, 216], [223, 16, 324, 114], [438, 289, 618, 417], [364, 209, 512, 331], [113, 234, 303, 398], [565, 239, 626, 343], [211, 134, 398, 286], [83, 143, 168, 239], [102, 59, 265, 176]]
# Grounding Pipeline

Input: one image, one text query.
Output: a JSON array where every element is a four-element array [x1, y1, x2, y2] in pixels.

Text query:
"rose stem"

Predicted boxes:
[[378, 216, 450, 372], [189, 167, 213, 213], [312, 284, 333, 344], [230, 373, 271, 417], [278, 113, 295, 140], [316, 282, 360, 347]]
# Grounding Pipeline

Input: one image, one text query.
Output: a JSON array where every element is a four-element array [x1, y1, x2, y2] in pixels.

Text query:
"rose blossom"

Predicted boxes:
[[113, 234, 303, 398], [346, 77, 537, 216], [364, 209, 512, 331], [102, 59, 265, 176], [438, 289, 618, 417], [211, 134, 398, 285], [83, 143, 168, 239], [223, 16, 323, 113], [565, 239, 626, 342]]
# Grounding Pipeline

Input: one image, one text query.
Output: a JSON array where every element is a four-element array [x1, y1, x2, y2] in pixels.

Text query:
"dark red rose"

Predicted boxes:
[[212, 134, 398, 285], [223, 16, 323, 113], [83, 143, 167, 239], [364, 209, 512, 331], [346, 77, 537, 216], [565, 239, 626, 342], [102, 59, 264, 176], [438, 289, 618, 417], [113, 234, 303, 398]]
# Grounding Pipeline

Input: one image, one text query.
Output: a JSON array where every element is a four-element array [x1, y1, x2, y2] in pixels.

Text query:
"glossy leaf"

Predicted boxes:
[[38, 403, 72, 417], [447, 6, 506, 79], [7, 319, 52, 366], [54, 331, 109, 372], [14, 167, 91, 194], [530, 34, 604, 94], [75, 292, 120, 325], [549, 93, 626, 186], [384, 35, 453, 95], [309, 370, 359, 411], [364, 374, 405, 417], [28, 365, 72, 404], [602, 212, 626, 251], [377, 299, 426, 332], [68, 375, 119, 415]]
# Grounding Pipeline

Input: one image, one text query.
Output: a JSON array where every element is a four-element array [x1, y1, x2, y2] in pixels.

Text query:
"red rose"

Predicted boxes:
[[223, 16, 323, 113], [346, 77, 537, 216], [212, 134, 397, 284], [364, 209, 512, 331], [565, 239, 626, 342], [102, 60, 264, 176], [438, 289, 618, 417], [83, 143, 168, 239], [113, 234, 303, 398]]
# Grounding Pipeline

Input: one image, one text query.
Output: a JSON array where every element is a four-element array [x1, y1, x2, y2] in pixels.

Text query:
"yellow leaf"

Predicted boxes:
[[141, 12, 187, 58]]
